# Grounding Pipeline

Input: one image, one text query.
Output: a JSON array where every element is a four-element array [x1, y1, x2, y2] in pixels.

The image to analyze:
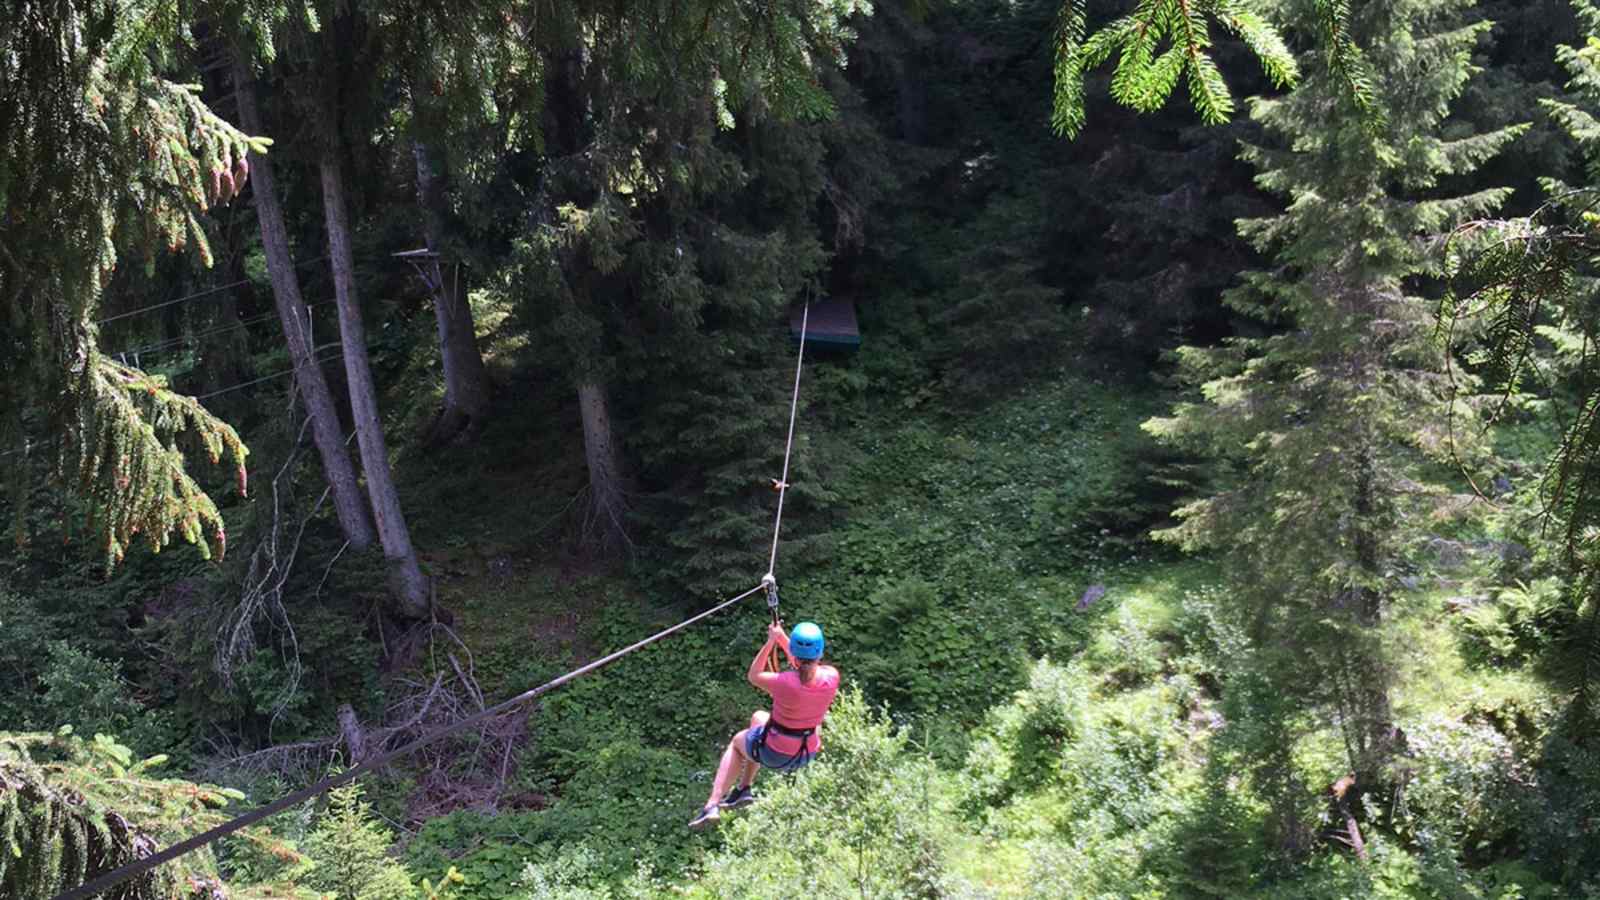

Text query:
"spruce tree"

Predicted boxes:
[[1144, 0, 1524, 845], [308, 3, 432, 617], [0, 0, 295, 565], [1050, 0, 1381, 136], [232, 49, 379, 553], [507, 0, 868, 555], [380, 0, 516, 445]]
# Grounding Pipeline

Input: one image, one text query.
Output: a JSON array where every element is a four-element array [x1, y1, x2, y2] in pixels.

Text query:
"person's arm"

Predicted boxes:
[[747, 630, 782, 690], [771, 623, 800, 670]]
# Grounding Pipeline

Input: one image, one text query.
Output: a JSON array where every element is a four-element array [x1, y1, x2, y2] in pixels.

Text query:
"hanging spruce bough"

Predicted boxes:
[[0, 1, 271, 565], [0, 730, 296, 899], [1051, 0, 1378, 137], [1441, 2, 1600, 725]]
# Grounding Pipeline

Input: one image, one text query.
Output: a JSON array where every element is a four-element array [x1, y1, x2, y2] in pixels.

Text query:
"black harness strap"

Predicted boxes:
[[753, 718, 816, 772]]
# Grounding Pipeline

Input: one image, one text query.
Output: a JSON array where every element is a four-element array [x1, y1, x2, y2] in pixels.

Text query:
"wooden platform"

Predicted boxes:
[[791, 296, 861, 352]]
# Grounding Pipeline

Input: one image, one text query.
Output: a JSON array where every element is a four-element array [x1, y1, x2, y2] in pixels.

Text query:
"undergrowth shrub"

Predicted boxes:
[[1397, 717, 1532, 861], [0, 587, 57, 724], [1523, 727, 1600, 888], [405, 741, 705, 898], [962, 657, 1184, 829], [36, 641, 176, 757], [1458, 579, 1563, 669], [957, 657, 1196, 898], [302, 781, 418, 900], [690, 689, 949, 899]]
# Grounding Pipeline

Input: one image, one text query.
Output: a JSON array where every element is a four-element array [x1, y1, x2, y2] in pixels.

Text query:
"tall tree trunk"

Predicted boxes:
[[232, 54, 375, 551], [577, 381, 629, 552], [412, 139, 491, 444], [315, 95, 431, 620]]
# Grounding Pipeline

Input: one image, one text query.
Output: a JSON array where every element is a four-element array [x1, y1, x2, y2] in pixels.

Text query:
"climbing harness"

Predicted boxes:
[[749, 718, 817, 773], [51, 299, 816, 900]]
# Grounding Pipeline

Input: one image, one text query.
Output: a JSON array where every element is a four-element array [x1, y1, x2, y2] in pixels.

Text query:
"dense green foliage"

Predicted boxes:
[[0, 0, 267, 565], [13, 0, 1600, 897]]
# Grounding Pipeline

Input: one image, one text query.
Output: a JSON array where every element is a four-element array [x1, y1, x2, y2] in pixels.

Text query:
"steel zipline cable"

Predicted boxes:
[[767, 300, 809, 578], [53, 584, 767, 900], [49, 302, 818, 900], [95, 255, 329, 326]]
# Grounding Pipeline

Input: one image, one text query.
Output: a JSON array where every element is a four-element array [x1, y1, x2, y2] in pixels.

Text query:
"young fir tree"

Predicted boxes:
[[1144, 0, 1525, 847], [301, 780, 416, 900]]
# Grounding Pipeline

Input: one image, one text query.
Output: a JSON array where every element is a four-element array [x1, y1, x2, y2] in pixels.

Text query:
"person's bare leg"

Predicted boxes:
[[740, 711, 770, 789], [704, 728, 752, 809]]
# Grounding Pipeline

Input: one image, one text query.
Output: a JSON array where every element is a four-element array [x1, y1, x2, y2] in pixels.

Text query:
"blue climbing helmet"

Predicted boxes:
[[789, 622, 825, 660]]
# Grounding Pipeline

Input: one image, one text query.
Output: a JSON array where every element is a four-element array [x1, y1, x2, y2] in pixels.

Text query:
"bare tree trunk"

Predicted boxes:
[[316, 97, 431, 620], [232, 54, 375, 551], [577, 381, 629, 552], [413, 140, 491, 445]]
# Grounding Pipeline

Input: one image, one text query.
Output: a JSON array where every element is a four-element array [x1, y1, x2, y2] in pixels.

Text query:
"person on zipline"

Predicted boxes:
[[689, 620, 839, 830]]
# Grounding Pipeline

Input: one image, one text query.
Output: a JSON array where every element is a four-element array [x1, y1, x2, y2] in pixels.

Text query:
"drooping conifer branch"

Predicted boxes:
[[0, 730, 296, 899], [2, 1, 271, 565], [1051, 0, 1383, 138]]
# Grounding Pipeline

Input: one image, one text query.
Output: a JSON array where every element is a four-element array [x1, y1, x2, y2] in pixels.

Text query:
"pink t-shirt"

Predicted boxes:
[[764, 667, 840, 755]]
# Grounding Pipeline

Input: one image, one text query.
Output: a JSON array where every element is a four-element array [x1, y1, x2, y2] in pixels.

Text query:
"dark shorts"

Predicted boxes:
[[745, 725, 815, 771]]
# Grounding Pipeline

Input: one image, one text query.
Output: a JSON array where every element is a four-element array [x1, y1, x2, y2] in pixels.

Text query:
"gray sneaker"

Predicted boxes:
[[719, 786, 756, 810], [688, 805, 721, 831]]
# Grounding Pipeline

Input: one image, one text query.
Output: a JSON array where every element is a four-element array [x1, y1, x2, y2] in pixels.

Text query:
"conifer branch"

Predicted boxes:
[[3, 0, 276, 566], [1051, 0, 1389, 138]]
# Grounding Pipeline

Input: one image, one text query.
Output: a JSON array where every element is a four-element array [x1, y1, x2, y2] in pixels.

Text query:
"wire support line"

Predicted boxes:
[[0, 347, 347, 458], [52, 583, 768, 900], [114, 308, 289, 359], [96, 255, 328, 325], [766, 300, 810, 578], [193, 346, 346, 400]]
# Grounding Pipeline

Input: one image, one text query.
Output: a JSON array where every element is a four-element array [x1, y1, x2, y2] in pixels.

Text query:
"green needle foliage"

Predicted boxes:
[[1444, 1, 1600, 726], [1051, 0, 1381, 137], [0, 1, 279, 566], [0, 729, 293, 900], [1145, 0, 1524, 838]]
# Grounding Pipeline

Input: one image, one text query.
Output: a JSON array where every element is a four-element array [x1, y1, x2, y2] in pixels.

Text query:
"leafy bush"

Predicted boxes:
[[405, 740, 707, 899], [1398, 717, 1533, 860], [1521, 729, 1600, 888], [690, 689, 949, 899], [0, 587, 57, 725], [36, 641, 177, 756]]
